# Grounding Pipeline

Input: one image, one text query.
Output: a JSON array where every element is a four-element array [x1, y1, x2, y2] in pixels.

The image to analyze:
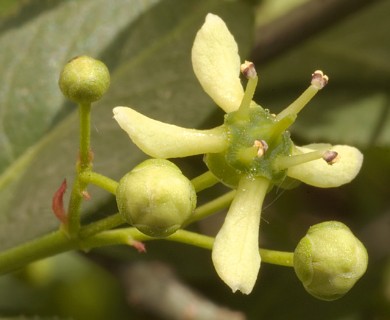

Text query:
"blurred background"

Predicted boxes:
[[0, 0, 389, 319]]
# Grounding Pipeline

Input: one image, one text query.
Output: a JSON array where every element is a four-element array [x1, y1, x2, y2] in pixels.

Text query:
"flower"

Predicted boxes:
[[113, 13, 363, 294]]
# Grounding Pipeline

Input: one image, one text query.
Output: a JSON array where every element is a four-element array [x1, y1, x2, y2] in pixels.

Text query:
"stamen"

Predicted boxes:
[[273, 149, 334, 171], [254, 140, 268, 158], [241, 61, 257, 79], [237, 61, 258, 114], [275, 70, 329, 122], [311, 70, 329, 89], [323, 150, 339, 165]]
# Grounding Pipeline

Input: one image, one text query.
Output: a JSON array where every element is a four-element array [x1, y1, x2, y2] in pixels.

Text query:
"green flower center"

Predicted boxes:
[[205, 103, 293, 187]]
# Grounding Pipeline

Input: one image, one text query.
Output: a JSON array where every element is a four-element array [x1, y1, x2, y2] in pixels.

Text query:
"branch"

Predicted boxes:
[[120, 261, 246, 320], [251, 0, 384, 65]]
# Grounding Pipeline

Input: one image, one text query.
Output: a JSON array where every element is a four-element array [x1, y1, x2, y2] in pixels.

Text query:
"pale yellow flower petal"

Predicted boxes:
[[192, 13, 244, 113], [113, 107, 227, 158], [287, 144, 363, 188], [212, 176, 269, 294]]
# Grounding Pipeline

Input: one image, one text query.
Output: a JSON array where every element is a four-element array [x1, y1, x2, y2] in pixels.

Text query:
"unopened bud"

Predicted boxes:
[[116, 159, 197, 237], [59, 55, 110, 104], [294, 221, 368, 301]]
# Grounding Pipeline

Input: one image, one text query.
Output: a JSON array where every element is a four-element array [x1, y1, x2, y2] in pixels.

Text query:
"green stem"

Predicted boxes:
[[191, 171, 219, 193], [66, 103, 93, 235], [0, 231, 78, 275], [166, 230, 215, 250], [79, 171, 118, 195], [79, 213, 125, 238], [79, 227, 295, 267], [0, 225, 294, 276], [167, 230, 294, 267], [66, 178, 84, 235], [81, 228, 150, 249], [259, 249, 294, 267], [185, 190, 236, 225], [78, 103, 92, 169]]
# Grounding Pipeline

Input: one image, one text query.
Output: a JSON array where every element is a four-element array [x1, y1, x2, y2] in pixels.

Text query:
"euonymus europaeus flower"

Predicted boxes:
[[112, 14, 364, 294]]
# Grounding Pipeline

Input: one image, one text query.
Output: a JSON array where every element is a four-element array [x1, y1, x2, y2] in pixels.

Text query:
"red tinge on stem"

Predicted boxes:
[[52, 179, 68, 224], [130, 240, 147, 253]]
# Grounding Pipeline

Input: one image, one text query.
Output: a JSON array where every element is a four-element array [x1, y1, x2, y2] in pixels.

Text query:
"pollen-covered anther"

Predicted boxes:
[[254, 139, 268, 158], [311, 70, 329, 90], [240, 60, 257, 79], [322, 150, 339, 165]]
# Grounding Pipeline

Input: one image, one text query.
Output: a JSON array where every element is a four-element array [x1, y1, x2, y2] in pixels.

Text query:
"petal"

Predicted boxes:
[[287, 144, 363, 188], [212, 176, 269, 294], [192, 13, 244, 113], [113, 107, 227, 158]]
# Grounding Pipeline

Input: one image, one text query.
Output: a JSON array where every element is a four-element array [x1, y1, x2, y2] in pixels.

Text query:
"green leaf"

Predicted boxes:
[[0, 0, 254, 249]]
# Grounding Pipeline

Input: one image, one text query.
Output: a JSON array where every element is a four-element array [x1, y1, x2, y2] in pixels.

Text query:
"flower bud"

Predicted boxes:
[[116, 159, 197, 237], [294, 221, 368, 301], [59, 55, 110, 104]]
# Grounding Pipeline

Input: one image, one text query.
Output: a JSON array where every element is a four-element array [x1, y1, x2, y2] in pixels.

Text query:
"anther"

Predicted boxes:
[[240, 61, 257, 79], [322, 150, 339, 165], [311, 70, 329, 90], [254, 140, 268, 158]]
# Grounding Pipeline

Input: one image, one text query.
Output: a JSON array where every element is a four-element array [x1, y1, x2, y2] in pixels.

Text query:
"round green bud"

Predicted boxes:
[[58, 55, 110, 104], [294, 221, 368, 301], [116, 159, 197, 238]]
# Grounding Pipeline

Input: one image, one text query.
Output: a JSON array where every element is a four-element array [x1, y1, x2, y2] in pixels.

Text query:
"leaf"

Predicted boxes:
[[0, 0, 254, 249], [256, 0, 390, 148]]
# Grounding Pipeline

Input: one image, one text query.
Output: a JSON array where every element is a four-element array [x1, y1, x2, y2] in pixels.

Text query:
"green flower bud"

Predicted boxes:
[[59, 55, 110, 104], [116, 159, 197, 238], [294, 221, 368, 301]]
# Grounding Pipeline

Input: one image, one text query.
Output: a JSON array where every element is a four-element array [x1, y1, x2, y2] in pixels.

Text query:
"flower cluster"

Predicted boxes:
[[113, 14, 363, 294]]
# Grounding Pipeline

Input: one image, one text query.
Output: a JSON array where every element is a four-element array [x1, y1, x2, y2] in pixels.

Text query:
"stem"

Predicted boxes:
[[80, 213, 125, 238], [66, 179, 84, 235], [166, 230, 294, 267], [185, 190, 236, 225], [78, 103, 92, 169], [191, 171, 220, 193], [166, 230, 214, 250], [0, 225, 294, 276], [81, 228, 150, 249], [66, 103, 93, 235], [79, 171, 118, 195], [259, 249, 294, 267], [0, 231, 78, 275]]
